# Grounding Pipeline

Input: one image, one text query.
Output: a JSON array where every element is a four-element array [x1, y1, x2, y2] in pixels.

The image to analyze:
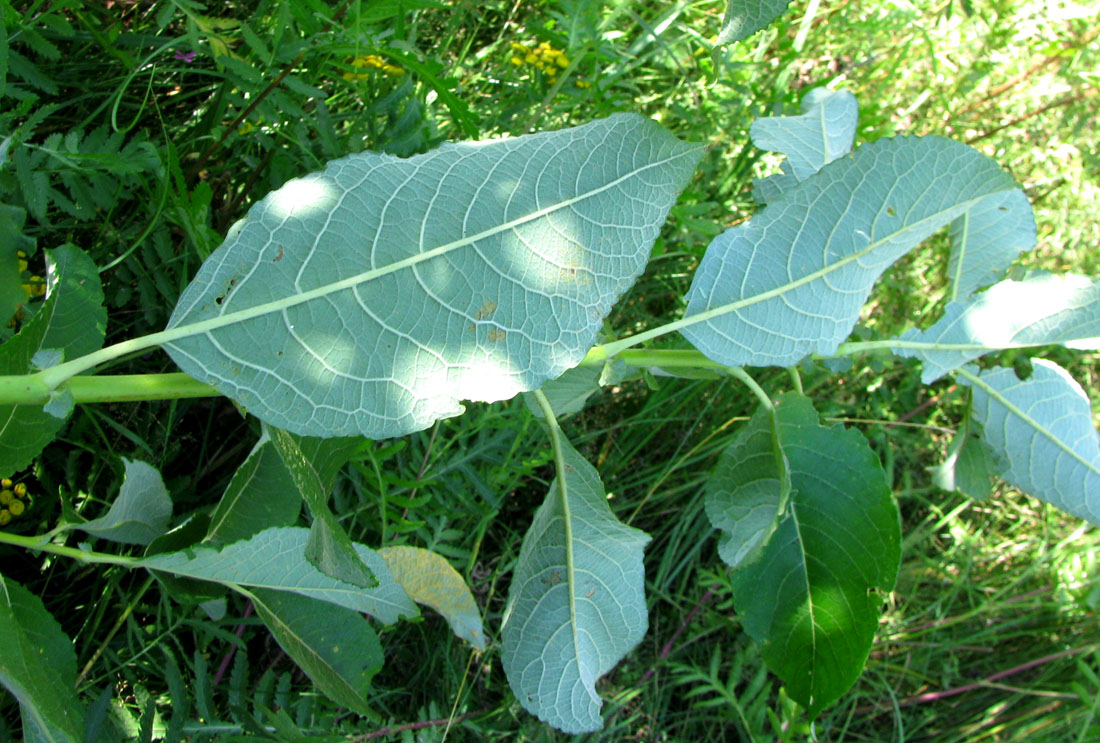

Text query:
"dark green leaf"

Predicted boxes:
[[206, 429, 303, 544], [0, 576, 84, 743], [716, 1, 793, 45], [250, 588, 383, 716], [267, 427, 376, 588], [730, 394, 900, 716]]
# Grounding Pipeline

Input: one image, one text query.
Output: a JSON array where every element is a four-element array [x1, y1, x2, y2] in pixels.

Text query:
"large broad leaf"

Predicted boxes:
[[79, 458, 172, 545], [946, 189, 1035, 301], [0, 576, 84, 743], [716, 1, 793, 44], [960, 360, 1100, 524], [0, 245, 105, 470], [140, 526, 417, 624], [206, 430, 303, 544], [379, 545, 485, 649], [37, 245, 108, 359], [266, 427, 375, 588], [750, 88, 858, 182], [1, 205, 36, 322], [163, 114, 701, 439], [680, 136, 1018, 368], [730, 395, 900, 716], [930, 416, 996, 501], [896, 273, 1100, 383], [247, 587, 383, 716], [705, 401, 791, 570], [501, 440, 651, 733]]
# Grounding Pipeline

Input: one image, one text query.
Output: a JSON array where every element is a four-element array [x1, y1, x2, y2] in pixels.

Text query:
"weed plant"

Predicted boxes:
[[1, 0, 1098, 740]]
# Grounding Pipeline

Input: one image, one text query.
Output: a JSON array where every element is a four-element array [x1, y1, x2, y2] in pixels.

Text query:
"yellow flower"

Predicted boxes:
[[345, 54, 404, 79], [0, 490, 10, 506], [0, 478, 10, 489], [8, 500, 23, 516], [25, 277, 45, 297], [0, 510, 9, 526], [13, 483, 26, 497]]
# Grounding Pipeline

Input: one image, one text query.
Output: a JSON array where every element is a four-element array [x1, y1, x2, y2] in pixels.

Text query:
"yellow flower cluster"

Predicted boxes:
[[509, 41, 570, 83], [0, 478, 30, 526], [17, 251, 44, 298], [343, 54, 405, 81]]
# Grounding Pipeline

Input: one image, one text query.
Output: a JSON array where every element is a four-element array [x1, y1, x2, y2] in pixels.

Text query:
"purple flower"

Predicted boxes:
[[174, 50, 196, 63]]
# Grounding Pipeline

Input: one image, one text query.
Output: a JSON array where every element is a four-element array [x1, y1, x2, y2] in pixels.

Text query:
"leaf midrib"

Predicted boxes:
[[601, 184, 1014, 357], [959, 366, 1100, 478], [160, 146, 701, 347]]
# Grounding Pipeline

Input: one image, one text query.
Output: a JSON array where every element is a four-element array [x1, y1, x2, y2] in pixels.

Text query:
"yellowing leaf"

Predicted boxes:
[[379, 545, 484, 650]]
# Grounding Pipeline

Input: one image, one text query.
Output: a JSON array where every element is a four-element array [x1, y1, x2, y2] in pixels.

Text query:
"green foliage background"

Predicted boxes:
[[1, 0, 1098, 740]]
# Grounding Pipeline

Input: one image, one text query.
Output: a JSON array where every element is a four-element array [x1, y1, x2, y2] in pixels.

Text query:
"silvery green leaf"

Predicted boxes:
[[716, 0, 793, 44], [42, 389, 72, 419], [523, 364, 603, 419], [752, 165, 796, 205], [502, 440, 650, 733], [140, 526, 417, 624], [961, 360, 1100, 524], [930, 417, 995, 501], [705, 401, 794, 570], [946, 188, 1035, 301], [80, 458, 172, 545], [750, 88, 858, 181], [164, 115, 701, 439], [681, 136, 1018, 367], [898, 273, 1100, 383], [31, 349, 63, 370]]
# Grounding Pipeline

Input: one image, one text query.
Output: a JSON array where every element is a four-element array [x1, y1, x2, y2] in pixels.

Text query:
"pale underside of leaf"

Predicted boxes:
[[961, 360, 1100, 524], [680, 135, 1018, 368], [501, 441, 650, 733], [947, 188, 1035, 301], [79, 458, 172, 545], [750, 87, 858, 181], [164, 114, 701, 438], [897, 273, 1100, 383], [139, 527, 417, 624]]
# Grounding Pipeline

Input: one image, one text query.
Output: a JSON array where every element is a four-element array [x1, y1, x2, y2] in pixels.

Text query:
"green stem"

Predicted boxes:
[[580, 346, 727, 369], [2, 349, 730, 407], [727, 367, 772, 411], [788, 366, 804, 394], [0, 372, 218, 406], [0, 531, 139, 569], [832, 339, 1040, 356]]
